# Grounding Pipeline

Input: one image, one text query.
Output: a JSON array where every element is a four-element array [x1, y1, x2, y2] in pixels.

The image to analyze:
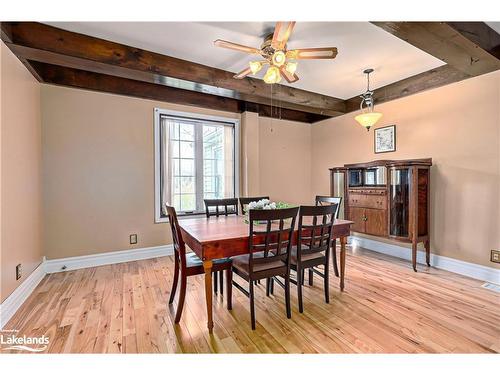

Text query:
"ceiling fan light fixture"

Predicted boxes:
[[263, 66, 282, 84], [272, 50, 286, 67], [249, 61, 263, 74]]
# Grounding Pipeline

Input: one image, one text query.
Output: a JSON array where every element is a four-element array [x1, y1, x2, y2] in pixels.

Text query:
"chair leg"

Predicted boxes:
[[301, 269, 305, 285], [226, 268, 232, 310], [168, 255, 179, 304], [308, 269, 314, 286], [324, 262, 330, 304], [214, 271, 218, 294], [174, 275, 187, 323], [266, 278, 271, 297], [332, 240, 339, 277], [270, 277, 274, 294], [219, 270, 224, 295], [297, 267, 304, 313], [285, 274, 292, 319], [249, 280, 256, 330]]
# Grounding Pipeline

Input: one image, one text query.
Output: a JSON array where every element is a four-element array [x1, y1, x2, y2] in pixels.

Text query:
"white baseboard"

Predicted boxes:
[[0, 244, 174, 329], [0, 262, 46, 329], [44, 245, 174, 273], [351, 236, 500, 284]]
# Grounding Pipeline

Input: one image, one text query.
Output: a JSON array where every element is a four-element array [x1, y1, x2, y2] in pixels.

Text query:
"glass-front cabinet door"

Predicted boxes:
[[389, 167, 410, 238]]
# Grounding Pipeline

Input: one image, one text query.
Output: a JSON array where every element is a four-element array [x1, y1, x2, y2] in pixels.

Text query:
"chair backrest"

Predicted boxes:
[[315, 195, 342, 219], [204, 198, 239, 218], [239, 196, 270, 213], [297, 204, 337, 261], [248, 206, 299, 274], [165, 205, 187, 268]]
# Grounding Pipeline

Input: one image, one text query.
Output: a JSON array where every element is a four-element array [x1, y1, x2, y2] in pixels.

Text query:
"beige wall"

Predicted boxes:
[[0, 42, 43, 302], [41, 85, 242, 259], [259, 116, 312, 205], [311, 70, 500, 268]]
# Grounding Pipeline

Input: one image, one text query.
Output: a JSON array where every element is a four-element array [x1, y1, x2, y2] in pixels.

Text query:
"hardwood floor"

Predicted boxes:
[[2, 246, 499, 353]]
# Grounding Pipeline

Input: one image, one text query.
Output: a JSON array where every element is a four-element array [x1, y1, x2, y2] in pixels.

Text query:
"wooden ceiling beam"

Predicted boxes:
[[372, 22, 500, 77], [30, 61, 325, 124], [344, 64, 470, 113], [2, 22, 345, 116]]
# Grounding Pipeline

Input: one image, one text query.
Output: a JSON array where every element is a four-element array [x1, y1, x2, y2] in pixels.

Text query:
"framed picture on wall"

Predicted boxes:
[[374, 125, 396, 153]]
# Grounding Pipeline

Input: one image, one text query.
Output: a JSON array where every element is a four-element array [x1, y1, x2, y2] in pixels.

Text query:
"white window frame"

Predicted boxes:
[[154, 108, 240, 223]]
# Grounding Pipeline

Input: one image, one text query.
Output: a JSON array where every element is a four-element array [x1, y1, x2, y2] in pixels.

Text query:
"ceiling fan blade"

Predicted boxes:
[[233, 66, 253, 79], [287, 47, 338, 59], [271, 22, 296, 49], [280, 67, 299, 83], [214, 39, 261, 55]]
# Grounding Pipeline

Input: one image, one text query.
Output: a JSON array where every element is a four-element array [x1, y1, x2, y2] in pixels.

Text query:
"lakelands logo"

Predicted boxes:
[[0, 330, 49, 352]]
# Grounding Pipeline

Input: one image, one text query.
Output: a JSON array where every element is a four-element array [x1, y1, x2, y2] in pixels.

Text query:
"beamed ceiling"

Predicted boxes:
[[1, 22, 499, 123]]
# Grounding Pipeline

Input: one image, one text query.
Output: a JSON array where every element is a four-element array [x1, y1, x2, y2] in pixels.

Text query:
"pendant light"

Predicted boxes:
[[355, 68, 382, 131]]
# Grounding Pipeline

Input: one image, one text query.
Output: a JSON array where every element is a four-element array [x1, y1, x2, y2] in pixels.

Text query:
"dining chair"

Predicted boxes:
[[204, 198, 239, 218], [292, 204, 337, 313], [238, 196, 270, 213], [315, 195, 342, 279], [165, 205, 233, 323], [230, 206, 299, 330], [203, 198, 239, 293]]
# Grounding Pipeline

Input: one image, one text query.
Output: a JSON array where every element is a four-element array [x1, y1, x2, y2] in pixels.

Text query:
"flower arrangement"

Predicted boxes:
[[244, 199, 294, 223]]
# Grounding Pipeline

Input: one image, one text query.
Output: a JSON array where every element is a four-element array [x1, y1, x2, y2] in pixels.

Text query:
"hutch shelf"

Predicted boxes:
[[330, 158, 432, 271]]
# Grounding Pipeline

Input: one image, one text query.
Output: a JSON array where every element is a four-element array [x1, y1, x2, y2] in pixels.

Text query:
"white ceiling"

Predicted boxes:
[[46, 22, 446, 99]]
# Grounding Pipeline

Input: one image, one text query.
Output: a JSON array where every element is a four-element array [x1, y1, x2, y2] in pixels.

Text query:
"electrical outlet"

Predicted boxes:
[[130, 234, 138, 245], [16, 264, 22, 280], [491, 250, 500, 264]]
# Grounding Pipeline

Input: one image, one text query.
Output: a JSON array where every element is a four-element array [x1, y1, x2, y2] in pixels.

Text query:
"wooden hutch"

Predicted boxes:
[[330, 158, 432, 271]]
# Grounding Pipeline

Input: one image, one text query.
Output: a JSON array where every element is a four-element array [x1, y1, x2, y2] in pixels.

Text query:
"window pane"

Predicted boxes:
[[202, 124, 233, 200], [181, 176, 195, 193], [179, 123, 194, 141], [180, 159, 194, 176], [173, 159, 180, 176], [171, 141, 180, 158], [173, 177, 181, 194], [170, 122, 179, 140], [173, 194, 181, 211], [180, 141, 194, 158], [180, 194, 196, 211]]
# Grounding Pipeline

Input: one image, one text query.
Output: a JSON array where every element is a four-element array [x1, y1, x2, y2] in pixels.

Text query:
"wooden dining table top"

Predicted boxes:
[[178, 214, 353, 261]]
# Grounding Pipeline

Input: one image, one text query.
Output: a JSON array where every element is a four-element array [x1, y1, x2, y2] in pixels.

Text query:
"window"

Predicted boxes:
[[155, 109, 239, 221]]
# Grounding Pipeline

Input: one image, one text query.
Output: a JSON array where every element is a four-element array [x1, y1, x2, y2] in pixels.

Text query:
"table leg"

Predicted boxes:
[[203, 260, 214, 334], [340, 236, 347, 292]]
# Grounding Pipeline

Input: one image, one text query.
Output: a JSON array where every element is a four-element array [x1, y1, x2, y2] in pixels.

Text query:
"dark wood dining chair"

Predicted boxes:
[[292, 204, 337, 313], [203, 198, 239, 293], [238, 196, 270, 213], [315, 195, 342, 279], [165, 205, 232, 323], [204, 198, 239, 218], [230, 206, 299, 330]]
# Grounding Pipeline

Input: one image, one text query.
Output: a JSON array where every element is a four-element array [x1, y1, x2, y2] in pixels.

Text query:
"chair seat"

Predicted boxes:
[[186, 252, 231, 268], [290, 246, 325, 265], [231, 252, 286, 275]]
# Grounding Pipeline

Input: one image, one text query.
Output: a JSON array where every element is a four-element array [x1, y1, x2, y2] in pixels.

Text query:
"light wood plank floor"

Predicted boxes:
[[3, 246, 499, 353]]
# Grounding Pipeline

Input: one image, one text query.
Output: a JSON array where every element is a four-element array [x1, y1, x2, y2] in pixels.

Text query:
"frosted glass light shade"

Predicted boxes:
[[355, 112, 383, 130], [249, 61, 263, 74], [263, 66, 282, 84]]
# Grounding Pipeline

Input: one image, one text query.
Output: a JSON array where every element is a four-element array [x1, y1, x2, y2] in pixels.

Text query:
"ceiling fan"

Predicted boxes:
[[214, 22, 338, 84]]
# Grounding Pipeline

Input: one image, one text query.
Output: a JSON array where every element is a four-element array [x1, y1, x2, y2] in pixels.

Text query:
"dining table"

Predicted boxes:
[[178, 214, 354, 333]]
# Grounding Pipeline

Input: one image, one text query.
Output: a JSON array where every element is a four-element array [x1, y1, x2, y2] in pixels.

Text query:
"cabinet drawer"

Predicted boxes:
[[349, 194, 386, 209]]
